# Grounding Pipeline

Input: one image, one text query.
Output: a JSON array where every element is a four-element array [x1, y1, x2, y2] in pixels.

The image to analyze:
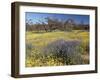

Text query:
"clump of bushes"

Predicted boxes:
[[26, 39, 88, 67], [43, 39, 84, 65], [26, 43, 33, 57], [26, 43, 45, 67]]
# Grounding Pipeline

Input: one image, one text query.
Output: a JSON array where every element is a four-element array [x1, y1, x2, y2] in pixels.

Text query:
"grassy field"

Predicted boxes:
[[25, 30, 89, 67]]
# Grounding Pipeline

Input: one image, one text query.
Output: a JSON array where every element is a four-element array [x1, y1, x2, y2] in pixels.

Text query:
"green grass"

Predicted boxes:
[[26, 30, 89, 46], [25, 30, 89, 67]]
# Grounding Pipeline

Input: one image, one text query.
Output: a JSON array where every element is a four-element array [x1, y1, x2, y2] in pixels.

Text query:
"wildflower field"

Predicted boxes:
[[25, 30, 89, 67]]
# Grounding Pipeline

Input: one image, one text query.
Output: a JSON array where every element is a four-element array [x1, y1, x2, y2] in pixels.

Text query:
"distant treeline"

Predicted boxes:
[[26, 17, 89, 32]]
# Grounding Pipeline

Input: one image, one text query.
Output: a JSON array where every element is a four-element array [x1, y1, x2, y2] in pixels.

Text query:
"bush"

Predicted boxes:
[[26, 43, 33, 57], [43, 39, 84, 65]]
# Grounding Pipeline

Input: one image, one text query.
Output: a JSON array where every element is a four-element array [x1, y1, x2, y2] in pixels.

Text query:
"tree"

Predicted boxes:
[[41, 22, 48, 32], [26, 19, 33, 31], [64, 18, 75, 31]]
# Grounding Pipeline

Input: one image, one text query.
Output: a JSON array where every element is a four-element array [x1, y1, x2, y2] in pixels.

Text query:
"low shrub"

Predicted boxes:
[[26, 43, 33, 57], [43, 39, 84, 65]]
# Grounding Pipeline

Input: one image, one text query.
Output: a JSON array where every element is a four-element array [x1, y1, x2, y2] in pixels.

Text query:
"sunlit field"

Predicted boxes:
[[25, 30, 89, 67]]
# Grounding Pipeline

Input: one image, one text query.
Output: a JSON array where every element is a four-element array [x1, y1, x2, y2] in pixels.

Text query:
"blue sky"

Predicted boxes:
[[25, 12, 89, 25]]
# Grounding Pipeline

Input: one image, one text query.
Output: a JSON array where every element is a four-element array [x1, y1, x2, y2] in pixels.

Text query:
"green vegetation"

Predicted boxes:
[[25, 30, 89, 67]]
